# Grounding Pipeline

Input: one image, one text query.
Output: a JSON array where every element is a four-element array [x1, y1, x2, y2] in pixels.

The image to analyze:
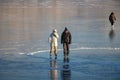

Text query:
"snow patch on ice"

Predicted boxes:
[[27, 47, 120, 55]]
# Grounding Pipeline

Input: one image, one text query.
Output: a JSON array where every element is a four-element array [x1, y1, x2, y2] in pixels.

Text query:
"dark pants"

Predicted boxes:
[[110, 20, 114, 26], [63, 43, 69, 56]]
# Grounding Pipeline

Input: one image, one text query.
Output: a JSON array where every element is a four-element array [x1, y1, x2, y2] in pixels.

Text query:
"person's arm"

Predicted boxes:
[[61, 33, 63, 44], [114, 15, 116, 20], [48, 34, 52, 43], [112, 14, 116, 21], [69, 32, 72, 44]]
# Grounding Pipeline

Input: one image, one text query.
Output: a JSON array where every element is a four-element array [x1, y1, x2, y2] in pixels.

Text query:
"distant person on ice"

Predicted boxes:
[[109, 12, 116, 30], [61, 27, 72, 56], [49, 29, 59, 59]]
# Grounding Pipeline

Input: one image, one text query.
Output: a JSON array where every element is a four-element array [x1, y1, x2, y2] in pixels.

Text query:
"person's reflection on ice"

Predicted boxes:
[[61, 56, 71, 80], [109, 29, 115, 41], [49, 59, 58, 80]]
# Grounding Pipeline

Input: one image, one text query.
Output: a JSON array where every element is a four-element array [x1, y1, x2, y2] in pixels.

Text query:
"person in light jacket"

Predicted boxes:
[[49, 29, 59, 58], [109, 12, 116, 30]]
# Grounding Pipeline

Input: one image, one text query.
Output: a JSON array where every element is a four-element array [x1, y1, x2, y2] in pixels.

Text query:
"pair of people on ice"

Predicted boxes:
[[49, 27, 72, 58]]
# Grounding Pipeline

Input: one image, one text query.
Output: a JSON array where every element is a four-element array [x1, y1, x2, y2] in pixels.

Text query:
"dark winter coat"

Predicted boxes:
[[61, 30, 71, 44], [109, 12, 116, 24]]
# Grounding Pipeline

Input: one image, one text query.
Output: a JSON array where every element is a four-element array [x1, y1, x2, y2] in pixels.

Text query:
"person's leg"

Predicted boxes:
[[111, 21, 114, 30], [50, 46, 52, 56], [112, 24, 114, 30], [50, 45, 54, 56], [63, 43, 67, 56], [66, 43, 69, 56], [54, 46, 57, 58]]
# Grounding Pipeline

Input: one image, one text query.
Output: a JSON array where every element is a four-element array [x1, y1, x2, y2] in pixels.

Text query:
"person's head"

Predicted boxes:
[[64, 27, 68, 31], [111, 12, 114, 15], [53, 29, 57, 33]]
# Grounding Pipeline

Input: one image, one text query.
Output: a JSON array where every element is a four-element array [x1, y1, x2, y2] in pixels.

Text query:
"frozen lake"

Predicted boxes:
[[0, 0, 120, 80]]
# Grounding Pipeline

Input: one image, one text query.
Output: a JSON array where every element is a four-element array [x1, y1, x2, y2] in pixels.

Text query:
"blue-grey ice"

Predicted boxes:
[[0, 0, 120, 80]]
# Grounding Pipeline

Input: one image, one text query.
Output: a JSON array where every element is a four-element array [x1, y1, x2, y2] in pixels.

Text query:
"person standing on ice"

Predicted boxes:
[[61, 27, 72, 56], [109, 12, 116, 30], [49, 29, 59, 59]]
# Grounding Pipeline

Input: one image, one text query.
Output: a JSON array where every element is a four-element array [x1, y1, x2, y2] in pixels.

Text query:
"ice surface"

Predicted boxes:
[[0, 0, 120, 80]]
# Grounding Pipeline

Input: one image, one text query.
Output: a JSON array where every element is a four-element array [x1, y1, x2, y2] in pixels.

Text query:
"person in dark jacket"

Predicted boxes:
[[61, 27, 72, 56], [109, 12, 116, 30]]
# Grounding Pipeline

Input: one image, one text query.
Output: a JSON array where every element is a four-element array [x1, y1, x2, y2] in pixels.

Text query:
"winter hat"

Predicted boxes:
[[65, 27, 68, 31], [53, 29, 57, 32]]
